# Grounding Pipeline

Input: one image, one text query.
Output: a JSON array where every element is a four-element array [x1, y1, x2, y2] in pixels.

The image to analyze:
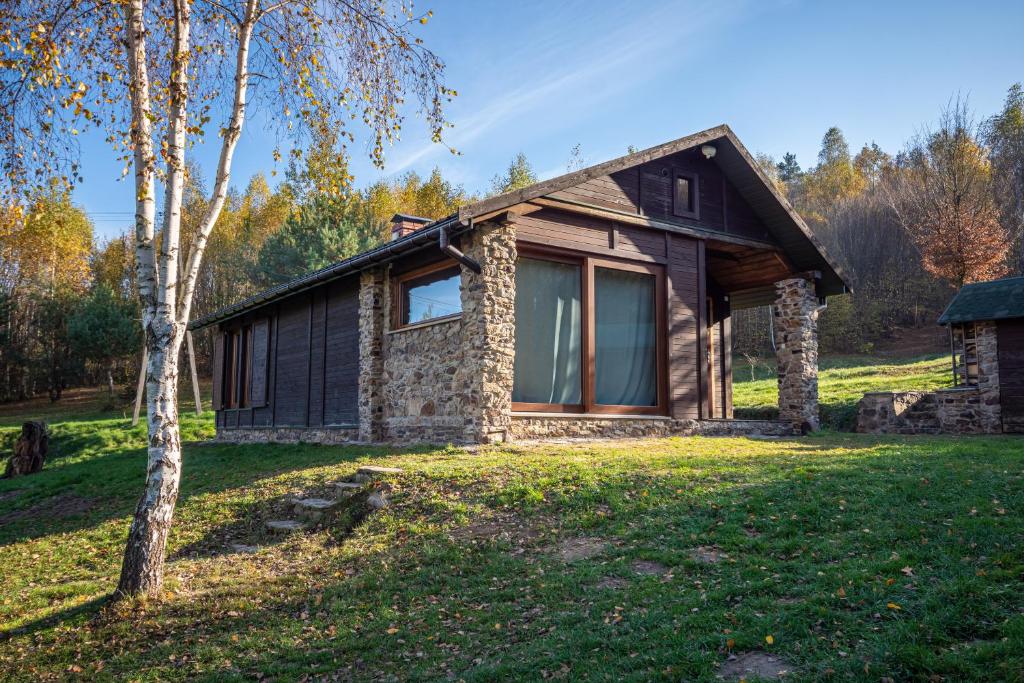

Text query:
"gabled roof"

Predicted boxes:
[[462, 124, 850, 297], [192, 124, 848, 330], [937, 276, 1024, 325]]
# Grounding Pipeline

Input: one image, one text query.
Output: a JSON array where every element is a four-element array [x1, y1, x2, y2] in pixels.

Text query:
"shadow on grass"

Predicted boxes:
[[0, 594, 112, 641], [0, 434, 401, 548], [25, 435, 1019, 681]]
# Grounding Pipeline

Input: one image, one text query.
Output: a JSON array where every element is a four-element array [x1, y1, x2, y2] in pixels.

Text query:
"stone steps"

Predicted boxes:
[[244, 465, 403, 548]]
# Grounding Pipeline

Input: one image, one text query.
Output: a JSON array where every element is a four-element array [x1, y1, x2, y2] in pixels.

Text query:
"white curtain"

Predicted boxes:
[[513, 258, 582, 404], [594, 267, 656, 406]]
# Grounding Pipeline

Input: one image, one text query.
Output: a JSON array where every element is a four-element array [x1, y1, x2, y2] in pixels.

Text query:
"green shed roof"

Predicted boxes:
[[937, 276, 1024, 325]]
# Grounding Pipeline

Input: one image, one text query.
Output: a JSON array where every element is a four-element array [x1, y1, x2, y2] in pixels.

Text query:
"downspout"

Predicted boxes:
[[441, 219, 482, 273]]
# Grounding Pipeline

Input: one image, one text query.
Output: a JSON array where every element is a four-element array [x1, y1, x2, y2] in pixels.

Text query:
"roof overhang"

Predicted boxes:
[[192, 125, 851, 330]]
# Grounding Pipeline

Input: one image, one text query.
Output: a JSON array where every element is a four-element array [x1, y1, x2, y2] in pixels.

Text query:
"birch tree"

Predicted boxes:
[[0, 0, 451, 599]]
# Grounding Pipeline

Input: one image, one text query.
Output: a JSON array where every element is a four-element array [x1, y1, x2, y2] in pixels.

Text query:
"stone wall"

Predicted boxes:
[[856, 321, 1002, 435], [773, 276, 821, 431], [508, 416, 795, 440], [358, 268, 387, 442], [458, 221, 518, 443], [370, 220, 518, 444], [381, 316, 475, 443]]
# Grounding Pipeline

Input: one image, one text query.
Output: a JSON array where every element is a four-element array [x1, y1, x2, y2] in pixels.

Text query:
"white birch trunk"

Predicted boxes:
[[117, 0, 258, 599], [116, 0, 190, 599]]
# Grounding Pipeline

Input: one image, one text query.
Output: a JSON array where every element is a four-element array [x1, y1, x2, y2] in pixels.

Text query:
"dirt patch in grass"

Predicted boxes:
[[776, 596, 804, 606], [0, 489, 23, 503], [691, 545, 727, 564], [631, 559, 669, 576], [716, 651, 793, 680], [553, 536, 607, 562], [595, 576, 628, 590], [0, 493, 94, 526]]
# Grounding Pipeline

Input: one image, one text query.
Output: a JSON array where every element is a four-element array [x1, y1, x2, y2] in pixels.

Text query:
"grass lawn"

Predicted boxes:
[[2, 410, 1023, 681], [733, 354, 953, 430]]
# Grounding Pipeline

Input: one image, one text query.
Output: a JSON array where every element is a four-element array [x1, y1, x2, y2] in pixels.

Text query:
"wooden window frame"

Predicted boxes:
[[672, 170, 700, 220], [222, 323, 253, 410], [512, 245, 668, 416], [392, 259, 463, 330]]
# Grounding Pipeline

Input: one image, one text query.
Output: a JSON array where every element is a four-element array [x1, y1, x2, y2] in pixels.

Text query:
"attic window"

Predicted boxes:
[[673, 172, 699, 220]]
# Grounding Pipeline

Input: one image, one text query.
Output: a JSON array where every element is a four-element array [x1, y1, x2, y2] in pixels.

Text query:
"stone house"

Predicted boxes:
[[191, 125, 850, 444], [857, 276, 1024, 435]]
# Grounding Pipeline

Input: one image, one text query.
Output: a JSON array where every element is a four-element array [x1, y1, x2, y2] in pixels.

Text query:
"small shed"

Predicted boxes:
[[857, 275, 1024, 435], [938, 276, 1024, 433]]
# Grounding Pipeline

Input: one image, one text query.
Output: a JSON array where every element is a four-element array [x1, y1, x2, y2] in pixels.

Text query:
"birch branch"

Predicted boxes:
[[177, 0, 259, 326]]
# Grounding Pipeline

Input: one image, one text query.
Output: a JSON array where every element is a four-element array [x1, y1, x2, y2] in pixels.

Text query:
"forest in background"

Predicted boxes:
[[1, 85, 1022, 404]]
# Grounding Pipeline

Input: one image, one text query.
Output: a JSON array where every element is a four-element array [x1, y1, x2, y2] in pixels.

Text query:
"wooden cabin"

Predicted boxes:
[[191, 125, 849, 443]]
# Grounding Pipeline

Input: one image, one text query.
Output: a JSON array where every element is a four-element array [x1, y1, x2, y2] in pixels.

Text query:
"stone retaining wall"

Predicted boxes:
[[856, 388, 1001, 435], [855, 321, 1002, 435]]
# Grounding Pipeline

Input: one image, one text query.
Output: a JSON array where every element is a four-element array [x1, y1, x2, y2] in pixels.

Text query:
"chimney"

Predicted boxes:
[[390, 213, 432, 241]]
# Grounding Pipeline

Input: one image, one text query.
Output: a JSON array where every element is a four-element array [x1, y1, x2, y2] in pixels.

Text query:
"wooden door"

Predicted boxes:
[[997, 319, 1024, 433]]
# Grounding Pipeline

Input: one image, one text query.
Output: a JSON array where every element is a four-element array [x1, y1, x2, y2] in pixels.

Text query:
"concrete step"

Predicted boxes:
[[294, 497, 342, 522], [266, 519, 306, 534], [334, 481, 364, 493]]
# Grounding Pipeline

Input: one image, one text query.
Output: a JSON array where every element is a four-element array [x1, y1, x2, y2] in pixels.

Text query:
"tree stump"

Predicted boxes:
[[3, 421, 48, 478]]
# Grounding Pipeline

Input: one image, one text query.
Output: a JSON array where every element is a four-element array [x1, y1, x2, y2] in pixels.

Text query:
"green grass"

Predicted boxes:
[[733, 354, 953, 430], [2, 410, 1023, 681]]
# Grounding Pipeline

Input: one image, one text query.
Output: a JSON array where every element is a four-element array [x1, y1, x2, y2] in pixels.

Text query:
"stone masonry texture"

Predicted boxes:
[[856, 320, 1002, 434], [773, 276, 821, 431]]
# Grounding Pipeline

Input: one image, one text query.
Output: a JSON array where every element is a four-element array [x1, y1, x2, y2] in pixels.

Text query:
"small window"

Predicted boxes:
[[398, 263, 462, 326], [673, 172, 699, 219], [224, 324, 253, 408]]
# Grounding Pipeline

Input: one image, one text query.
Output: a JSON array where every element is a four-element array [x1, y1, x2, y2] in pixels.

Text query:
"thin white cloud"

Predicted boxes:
[[384, 0, 753, 175]]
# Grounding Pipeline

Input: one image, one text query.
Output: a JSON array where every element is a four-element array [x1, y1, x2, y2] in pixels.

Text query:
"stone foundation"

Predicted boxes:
[[773, 276, 821, 431], [508, 415, 795, 440], [215, 427, 360, 444]]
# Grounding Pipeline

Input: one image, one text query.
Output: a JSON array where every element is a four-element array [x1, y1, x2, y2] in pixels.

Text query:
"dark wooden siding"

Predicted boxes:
[[515, 208, 702, 419], [667, 234, 701, 419], [547, 148, 773, 244], [273, 295, 311, 427], [998, 319, 1024, 433], [214, 274, 361, 431], [323, 278, 361, 426]]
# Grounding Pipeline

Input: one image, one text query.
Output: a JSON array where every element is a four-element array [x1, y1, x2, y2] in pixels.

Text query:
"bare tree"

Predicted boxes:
[[0, 0, 452, 599], [886, 98, 1009, 288]]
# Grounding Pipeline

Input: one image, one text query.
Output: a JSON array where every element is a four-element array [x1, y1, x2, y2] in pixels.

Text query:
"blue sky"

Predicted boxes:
[[76, 0, 1024, 238]]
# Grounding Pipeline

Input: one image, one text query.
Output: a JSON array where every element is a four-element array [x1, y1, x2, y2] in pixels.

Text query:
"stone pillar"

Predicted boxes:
[[358, 268, 387, 442], [772, 276, 821, 432], [460, 220, 517, 443]]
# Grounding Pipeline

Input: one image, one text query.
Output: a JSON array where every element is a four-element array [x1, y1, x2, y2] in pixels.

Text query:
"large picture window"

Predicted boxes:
[[512, 257, 583, 407], [594, 267, 658, 407], [512, 252, 665, 415]]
